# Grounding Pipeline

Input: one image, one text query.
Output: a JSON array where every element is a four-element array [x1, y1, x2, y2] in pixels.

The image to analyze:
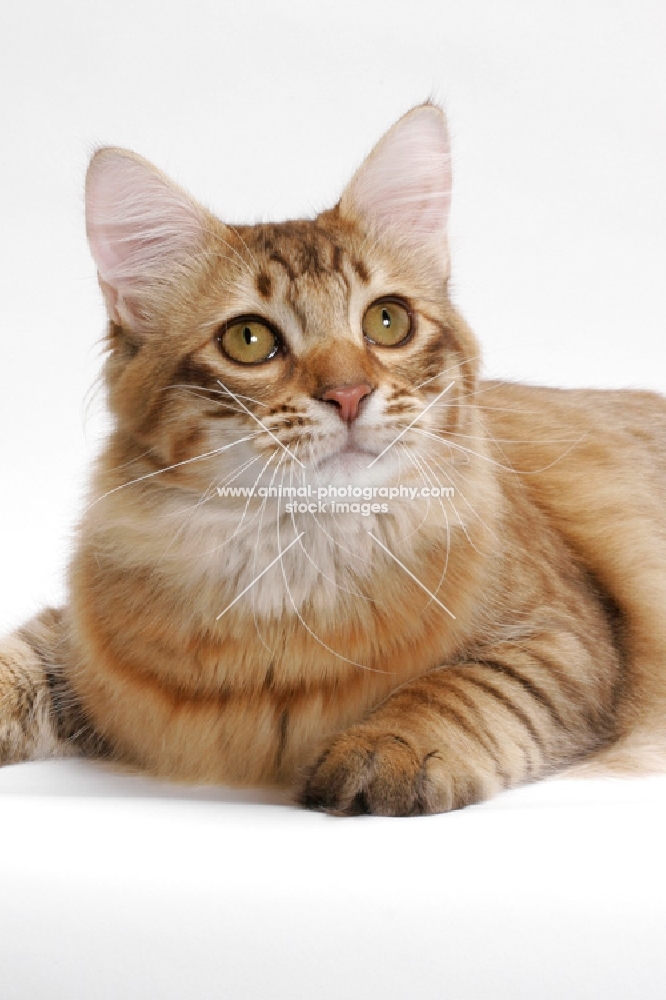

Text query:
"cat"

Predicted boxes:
[[2, 103, 666, 816]]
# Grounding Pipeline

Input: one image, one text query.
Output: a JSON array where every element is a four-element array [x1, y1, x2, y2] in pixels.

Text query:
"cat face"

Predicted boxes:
[[85, 105, 479, 507]]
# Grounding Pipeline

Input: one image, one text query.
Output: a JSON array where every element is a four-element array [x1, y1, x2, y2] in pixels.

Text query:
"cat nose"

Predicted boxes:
[[320, 383, 373, 423]]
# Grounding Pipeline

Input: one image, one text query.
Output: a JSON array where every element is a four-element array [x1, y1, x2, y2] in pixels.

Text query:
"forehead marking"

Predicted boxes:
[[256, 271, 272, 298]]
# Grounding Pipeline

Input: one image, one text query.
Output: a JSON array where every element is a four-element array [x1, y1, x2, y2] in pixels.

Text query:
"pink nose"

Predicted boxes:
[[321, 383, 373, 423]]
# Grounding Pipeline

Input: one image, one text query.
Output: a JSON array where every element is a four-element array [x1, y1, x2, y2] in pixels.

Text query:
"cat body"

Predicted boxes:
[[2, 105, 666, 814]]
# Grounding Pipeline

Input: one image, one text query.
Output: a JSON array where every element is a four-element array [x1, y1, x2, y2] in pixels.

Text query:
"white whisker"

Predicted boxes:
[[217, 380, 305, 467], [367, 380, 455, 467], [85, 432, 261, 512], [216, 533, 305, 620], [275, 458, 388, 674], [367, 531, 456, 620]]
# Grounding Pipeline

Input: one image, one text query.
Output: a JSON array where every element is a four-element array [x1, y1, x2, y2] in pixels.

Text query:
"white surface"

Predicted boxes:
[[1, 2, 666, 998], [1, 761, 666, 999]]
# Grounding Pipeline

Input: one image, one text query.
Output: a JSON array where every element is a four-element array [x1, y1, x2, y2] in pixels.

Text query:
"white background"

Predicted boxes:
[[1, 4, 666, 998]]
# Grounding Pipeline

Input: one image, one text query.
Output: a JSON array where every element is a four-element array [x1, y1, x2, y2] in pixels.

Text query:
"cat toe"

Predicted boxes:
[[299, 729, 443, 817]]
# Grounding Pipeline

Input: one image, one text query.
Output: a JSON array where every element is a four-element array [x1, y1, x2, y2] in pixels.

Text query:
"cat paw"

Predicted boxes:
[[299, 728, 461, 817], [0, 635, 57, 764]]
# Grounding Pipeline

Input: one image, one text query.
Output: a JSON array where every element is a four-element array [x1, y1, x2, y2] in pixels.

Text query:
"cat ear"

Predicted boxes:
[[339, 104, 452, 269], [85, 148, 207, 332]]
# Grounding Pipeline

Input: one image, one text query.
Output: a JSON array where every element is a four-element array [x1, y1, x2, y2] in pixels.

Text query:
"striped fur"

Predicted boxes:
[[1, 105, 665, 814]]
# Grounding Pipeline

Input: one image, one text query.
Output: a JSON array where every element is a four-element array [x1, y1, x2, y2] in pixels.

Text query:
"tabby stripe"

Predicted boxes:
[[475, 658, 569, 732], [275, 708, 289, 774], [204, 408, 241, 419], [530, 642, 618, 739], [463, 673, 547, 756], [256, 272, 272, 298], [268, 250, 296, 281], [27, 639, 108, 756], [517, 645, 585, 705], [444, 703, 511, 787], [25, 642, 62, 736], [331, 244, 343, 274], [263, 663, 275, 690], [439, 678, 512, 785], [351, 257, 370, 283], [171, 355, 221, 394], [403, 685, 510, 785]]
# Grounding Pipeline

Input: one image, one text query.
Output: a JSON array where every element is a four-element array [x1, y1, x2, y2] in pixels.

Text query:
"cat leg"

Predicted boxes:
[[0, 607, 99, 765], [300, 633, 620, 816]]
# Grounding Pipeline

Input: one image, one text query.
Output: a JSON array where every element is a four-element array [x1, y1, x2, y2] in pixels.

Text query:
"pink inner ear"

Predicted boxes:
[[85, 149, 205, 294], [341, 105, 452, 248]]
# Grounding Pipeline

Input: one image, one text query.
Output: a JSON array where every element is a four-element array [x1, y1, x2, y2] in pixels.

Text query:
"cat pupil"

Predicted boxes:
[[382, 309, 391, 328], [243, 326, 254, 345]]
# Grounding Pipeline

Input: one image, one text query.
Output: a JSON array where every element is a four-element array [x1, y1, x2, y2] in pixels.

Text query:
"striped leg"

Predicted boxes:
[[0, 631, 64, 764], [300, 634, 619, 815], [0, 608, 101, 766]]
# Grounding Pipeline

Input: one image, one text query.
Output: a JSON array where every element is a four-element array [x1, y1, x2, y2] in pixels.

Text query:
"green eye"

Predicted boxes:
[[362, 299, 412, 346], [218, 318, 279, 364]]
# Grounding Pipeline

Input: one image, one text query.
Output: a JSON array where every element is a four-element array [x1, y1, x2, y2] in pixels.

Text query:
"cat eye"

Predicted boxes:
[[217, 317, 280, 365], [362, 298, 412, 347]]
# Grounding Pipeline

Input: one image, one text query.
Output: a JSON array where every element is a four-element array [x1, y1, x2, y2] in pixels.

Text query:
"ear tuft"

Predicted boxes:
[[339, 105, 451, 266], [85, 148, 206, 330]]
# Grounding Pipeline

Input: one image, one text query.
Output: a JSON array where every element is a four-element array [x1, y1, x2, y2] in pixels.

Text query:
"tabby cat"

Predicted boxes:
[[2, 104, 666, 815]]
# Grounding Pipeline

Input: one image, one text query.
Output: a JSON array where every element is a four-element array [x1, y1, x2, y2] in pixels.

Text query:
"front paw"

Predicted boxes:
[[299, 727, 464, 817], [0, 635, 58, 764]]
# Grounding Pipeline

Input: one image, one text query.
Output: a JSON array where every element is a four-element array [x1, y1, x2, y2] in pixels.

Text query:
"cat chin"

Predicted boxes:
[[313, 447, 405, 487], [315, 448, 378, 480]]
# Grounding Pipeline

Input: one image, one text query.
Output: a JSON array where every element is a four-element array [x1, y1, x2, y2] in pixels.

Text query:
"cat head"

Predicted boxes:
[[85, 104, 479, 496]]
